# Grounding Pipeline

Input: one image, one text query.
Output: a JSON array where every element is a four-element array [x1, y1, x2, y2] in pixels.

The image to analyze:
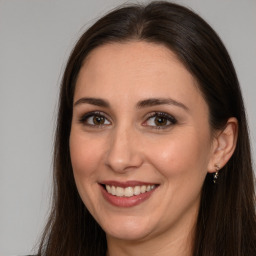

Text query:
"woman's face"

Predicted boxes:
[[70, 41, 216, 242]]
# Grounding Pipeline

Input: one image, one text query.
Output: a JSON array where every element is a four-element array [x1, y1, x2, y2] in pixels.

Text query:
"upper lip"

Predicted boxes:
[[99, 180, 159, 188]]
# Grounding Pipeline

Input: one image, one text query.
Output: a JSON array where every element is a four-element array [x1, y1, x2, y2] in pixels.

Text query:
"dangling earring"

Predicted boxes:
[[213, 164, 220, 184]]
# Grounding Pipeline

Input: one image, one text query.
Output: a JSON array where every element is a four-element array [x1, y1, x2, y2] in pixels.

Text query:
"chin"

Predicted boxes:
[[101, 216, 154, 241]]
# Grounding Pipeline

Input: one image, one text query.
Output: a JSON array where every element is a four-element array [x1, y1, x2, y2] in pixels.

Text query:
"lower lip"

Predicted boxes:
[[100, 185, 157, 208]]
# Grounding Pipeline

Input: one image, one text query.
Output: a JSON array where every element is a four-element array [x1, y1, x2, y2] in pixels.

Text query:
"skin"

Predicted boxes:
[[69, 41, 237, 256]]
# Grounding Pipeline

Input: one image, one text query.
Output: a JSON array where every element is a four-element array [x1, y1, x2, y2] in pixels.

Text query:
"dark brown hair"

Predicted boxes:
[[38, 1, 256, 255]]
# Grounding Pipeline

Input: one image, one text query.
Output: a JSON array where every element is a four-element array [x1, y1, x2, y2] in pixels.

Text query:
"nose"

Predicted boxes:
[[105, 126, 143, 173]]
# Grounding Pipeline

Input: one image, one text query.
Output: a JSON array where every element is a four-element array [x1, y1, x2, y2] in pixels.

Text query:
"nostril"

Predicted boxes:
[[104, 134, 143, 173]]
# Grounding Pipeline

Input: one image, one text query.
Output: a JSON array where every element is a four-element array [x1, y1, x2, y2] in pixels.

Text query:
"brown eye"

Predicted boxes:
[[80, 112, 111, 127], [144, 112, 177, 129], [154, 116, 168, 126], [93, 115, 106, 125]]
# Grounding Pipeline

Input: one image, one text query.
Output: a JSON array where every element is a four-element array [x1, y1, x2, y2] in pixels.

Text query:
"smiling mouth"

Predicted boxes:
[[100, 181, 159, 207], [103, 184, 157, 197]]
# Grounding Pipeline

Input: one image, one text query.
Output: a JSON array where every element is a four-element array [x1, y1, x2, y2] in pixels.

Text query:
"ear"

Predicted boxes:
[[207, 117, 238, 173]]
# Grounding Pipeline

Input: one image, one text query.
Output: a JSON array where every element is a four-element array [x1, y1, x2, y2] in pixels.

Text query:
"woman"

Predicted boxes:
[[37, 1, 256, 255]]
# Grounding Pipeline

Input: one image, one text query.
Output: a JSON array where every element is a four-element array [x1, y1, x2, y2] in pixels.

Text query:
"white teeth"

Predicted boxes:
[[116, 187, 124, 196], [134, 186, 141, 195], [105, 184, 156, 197], [141, 185, 146, 193], [111, 186, 116, 196], [106, 185, 111, 193], [124, 187, 133, 197]]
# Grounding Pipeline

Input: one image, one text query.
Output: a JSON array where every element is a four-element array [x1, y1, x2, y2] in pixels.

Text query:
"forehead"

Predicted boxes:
[[80, 41, 186, 85], [74, 41, 206, 113]]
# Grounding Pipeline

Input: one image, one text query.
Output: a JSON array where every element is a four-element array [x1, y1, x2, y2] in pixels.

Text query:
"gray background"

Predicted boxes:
[[0, 0, 255, 255]]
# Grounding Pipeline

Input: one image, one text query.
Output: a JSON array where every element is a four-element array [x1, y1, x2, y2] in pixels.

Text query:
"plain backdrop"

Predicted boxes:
[[0, 0, 255, 255]]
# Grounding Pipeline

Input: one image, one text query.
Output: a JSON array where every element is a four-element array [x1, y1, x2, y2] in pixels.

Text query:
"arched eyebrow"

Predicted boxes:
[[137, 98, 189, 111], [74, 97, 188, 111], [74, 97, 110, 108]]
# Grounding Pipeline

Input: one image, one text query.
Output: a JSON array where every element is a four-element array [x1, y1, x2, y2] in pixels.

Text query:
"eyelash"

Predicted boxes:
[[79, 111, 177, 129], [143, 112, 177, 129], [79, 111, 111, 128]]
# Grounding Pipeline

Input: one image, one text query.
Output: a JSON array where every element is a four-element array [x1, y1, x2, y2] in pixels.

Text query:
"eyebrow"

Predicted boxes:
[[74, 97, 110, 107], [74, 97, 188, 111], [136, 98, 189, 111]]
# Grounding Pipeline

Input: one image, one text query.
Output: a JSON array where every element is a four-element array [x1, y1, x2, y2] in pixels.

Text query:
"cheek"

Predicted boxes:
[[145, 130, 211, 219], [146, 130, 211, 178], [69, 130, 106, 215], [69, 130, 104, 188]]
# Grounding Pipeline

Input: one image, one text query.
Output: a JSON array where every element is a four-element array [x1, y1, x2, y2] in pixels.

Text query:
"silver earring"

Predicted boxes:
[[213, 164, 220, 184]]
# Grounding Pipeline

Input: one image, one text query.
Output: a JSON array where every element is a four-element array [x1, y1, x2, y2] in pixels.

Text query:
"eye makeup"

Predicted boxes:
[[78, 110, 177, 131], [143, 111, 177, 129], [79, 111, 111, 127]]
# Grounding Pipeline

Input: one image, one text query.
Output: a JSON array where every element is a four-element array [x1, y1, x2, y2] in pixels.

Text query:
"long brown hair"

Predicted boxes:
[[38, 1, 256, 255]]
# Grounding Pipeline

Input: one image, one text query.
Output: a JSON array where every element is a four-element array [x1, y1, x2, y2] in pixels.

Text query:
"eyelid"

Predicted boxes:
[[79, 111, 112, 127], [78, 110, 177, 129], [142, 111, 177, 129]]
